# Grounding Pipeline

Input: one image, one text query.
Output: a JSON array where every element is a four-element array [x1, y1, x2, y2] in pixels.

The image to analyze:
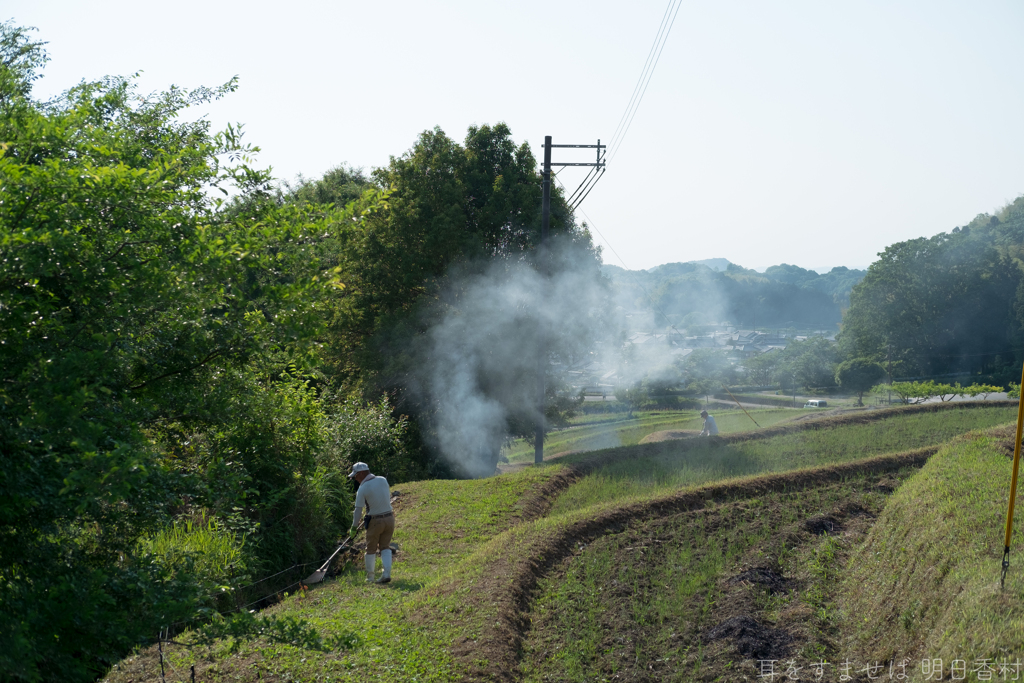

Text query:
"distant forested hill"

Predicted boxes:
[[603, 260, 866, 329]]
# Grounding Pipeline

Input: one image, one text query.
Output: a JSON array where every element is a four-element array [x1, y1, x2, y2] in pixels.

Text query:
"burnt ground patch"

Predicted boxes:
[[703, 615, 793, 660], [804, 514, 842, 535], [728, 566, 787, 594]]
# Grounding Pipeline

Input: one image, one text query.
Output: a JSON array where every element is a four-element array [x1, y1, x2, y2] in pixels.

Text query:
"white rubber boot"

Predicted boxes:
[[378, 549, 392, 583], [364, 553, 376, 582]]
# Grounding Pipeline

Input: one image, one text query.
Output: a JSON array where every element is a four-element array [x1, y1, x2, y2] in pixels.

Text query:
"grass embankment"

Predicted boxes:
[[519, 464, 920, 682], [503, 408, 798, 463], [840, 425, 1024, 676], [552, 404, 1018, 514], [103, 466, 569, 683]]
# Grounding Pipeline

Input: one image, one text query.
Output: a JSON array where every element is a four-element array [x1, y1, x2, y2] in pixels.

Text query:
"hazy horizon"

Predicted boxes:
[[602, 257, 869, 275]]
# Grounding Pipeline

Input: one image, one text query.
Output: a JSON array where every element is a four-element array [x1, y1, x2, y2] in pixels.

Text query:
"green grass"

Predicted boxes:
[[504, 408, 799, 463], [551, 405, 1018, 515], [728, 391, 864, 408], [519, 470, 911, 681], [138, 513, 249, 586], [105, 466, 563, 683], [104, 404, 1023, 682], [840, 427, 1024, 670]]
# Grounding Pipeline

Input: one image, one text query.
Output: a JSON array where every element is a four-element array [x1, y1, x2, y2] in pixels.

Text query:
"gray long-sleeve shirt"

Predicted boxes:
[[352, 474, 392, 528]]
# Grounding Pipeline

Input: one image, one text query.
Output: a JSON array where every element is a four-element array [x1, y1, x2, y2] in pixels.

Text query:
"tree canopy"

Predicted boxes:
[[835, 358, 886, 405], [303, 123, 604, 476], [603, 260, 865, 330], [0, 23, 407, 679], [840, 200, 1024, 381]]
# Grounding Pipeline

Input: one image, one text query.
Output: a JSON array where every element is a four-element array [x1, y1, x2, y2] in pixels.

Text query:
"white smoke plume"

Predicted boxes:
[[409, 244, 611, 477]]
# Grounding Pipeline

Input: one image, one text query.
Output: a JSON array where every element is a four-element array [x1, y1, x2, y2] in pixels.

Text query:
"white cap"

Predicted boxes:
[[348, 462, 370, 478]]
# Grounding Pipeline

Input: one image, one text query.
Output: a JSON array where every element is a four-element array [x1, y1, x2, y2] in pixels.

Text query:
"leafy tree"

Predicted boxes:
[[840, 226, 1021, 378], [0, 24, 403, 679], [616, 379, 650, 418], [745, 351, 781, 387], [279, 163, 372, 208], [311, 123, 604, 476], [776, 337, 840, 389], [960, 383, 1003, 400], [679, 348, 734, 403], [834, 358, 886, 405], [932, 382, 959, 402], [886, 381, 948, 404]]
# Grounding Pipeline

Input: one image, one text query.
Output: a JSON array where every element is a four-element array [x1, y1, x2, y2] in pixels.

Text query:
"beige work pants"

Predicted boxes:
[[365, 514, 395, 554]]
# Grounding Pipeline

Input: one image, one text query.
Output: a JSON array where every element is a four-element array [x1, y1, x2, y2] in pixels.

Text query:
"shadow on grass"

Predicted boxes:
[[380, 579, 426, 592]]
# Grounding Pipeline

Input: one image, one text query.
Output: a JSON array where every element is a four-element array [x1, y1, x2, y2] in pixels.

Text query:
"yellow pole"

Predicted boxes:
[[1001, 364, 1024, 588], [722, 384, 761, 429]]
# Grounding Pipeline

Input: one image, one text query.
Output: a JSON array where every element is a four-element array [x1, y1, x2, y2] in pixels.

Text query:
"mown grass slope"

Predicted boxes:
[[103, 466, 568, 683], [840, 425, 1024, 676]]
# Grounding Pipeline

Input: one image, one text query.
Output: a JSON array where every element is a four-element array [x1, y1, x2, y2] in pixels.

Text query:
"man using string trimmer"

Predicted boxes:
[[349, 462, 395, 584]]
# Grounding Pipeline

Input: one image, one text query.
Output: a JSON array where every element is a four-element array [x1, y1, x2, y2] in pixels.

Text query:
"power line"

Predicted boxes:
[[566, 164, 599, 205], [607, 0, 677, 154], [563, 1, 682, 213], [549, 4, 684, 325], [606, 1, 672, 150], [608, 0, 684, 161], [561, 0, 681, 214], [560, 176, 679, 333], [570, 168, 606, 211]]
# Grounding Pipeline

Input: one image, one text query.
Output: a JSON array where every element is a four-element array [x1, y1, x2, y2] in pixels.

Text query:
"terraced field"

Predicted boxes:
[[502, 408, 800, 464], [551, 403, 1019, 513], [103, 402, 1024, 683]]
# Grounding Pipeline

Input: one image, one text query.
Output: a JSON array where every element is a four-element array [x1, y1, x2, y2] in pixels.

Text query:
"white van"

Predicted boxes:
[[804, 400, 828, 408]]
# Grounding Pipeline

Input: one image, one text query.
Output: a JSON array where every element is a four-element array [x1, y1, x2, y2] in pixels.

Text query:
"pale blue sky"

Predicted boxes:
[[10, 1, 1024, 272]]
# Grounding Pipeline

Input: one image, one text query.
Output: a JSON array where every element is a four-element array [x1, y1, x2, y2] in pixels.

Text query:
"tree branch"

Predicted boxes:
[[128, 349, 226, 391]]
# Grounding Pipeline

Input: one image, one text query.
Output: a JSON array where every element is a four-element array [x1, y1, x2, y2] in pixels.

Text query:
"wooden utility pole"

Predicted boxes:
[[535, 136, 605, 465], [887, 343, 893, 405], [535, 137, 552, 466]]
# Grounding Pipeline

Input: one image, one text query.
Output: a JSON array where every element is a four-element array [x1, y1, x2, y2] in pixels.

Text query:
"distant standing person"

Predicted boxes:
[[349, 462, 395, 584], [699, 409, 719, 437]]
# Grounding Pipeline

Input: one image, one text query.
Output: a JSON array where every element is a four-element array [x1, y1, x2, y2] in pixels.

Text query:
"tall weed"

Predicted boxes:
[[138, 512, 249, 588]]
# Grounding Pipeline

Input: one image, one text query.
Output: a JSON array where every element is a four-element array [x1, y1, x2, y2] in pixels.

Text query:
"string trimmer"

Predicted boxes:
[[304, 533, 358, 585]]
